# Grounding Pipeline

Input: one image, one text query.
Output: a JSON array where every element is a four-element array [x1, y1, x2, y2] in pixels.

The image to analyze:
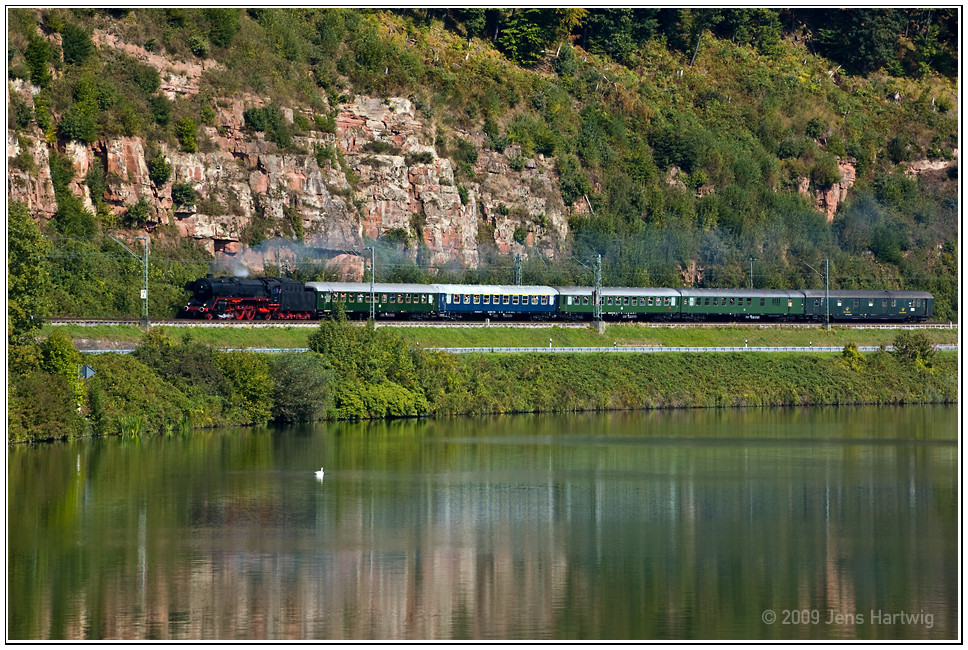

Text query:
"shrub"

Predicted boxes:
[[61, 22, 93, 66], [24, 31, 54, 87], [85, 352, 193, 436], [172, 182, 196, 206], [85, 159, 107, 206], [176, 118, 198, 152], [151, 94, 172, 126], [810, 154, 841, 190], [40, 329, 85, 407], [213, 351, 275, 425], [891, 331, 935, 367], [126, 196, 152, 226], [9, 370, 86, 442], [243, 104, 292, 148], [147, 152, 172, 185], [268, 352, 333, 422]]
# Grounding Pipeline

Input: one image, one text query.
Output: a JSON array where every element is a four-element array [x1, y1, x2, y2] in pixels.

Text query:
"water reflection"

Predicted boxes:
[[8, 406, 957, 640]]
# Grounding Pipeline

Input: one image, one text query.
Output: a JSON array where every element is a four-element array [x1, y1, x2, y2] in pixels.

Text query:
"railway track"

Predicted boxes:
[[48, 317, 957, 330]]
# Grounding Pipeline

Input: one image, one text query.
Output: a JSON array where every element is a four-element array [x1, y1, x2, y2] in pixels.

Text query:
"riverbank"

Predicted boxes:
[[9, 321, 957, 443]]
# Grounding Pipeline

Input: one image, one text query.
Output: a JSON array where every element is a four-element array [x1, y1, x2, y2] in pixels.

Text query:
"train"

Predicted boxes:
[[180, 275, 934, 323]]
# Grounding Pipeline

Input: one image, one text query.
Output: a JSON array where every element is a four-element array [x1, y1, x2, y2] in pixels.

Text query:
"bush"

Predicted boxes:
[[125, 196, 152, 226], [172, 182, 196, 206], [9, 370, 86, 442], [214, 351, 275, 425], [268, 352, 333, 423], [243, 104, 292, 148], [61, 22, 93, 66], [147, 152, 172, 186], [891, 331, 935, 367], [85, 352, 193, 436], [176, 118, 198, 152]]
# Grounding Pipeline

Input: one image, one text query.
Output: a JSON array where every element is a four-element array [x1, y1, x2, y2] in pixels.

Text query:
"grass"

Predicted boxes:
[[47, 322, 959, 351]]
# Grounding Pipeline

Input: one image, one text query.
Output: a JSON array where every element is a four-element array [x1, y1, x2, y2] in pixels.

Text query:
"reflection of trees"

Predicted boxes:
[[8, 407, 957, 639]]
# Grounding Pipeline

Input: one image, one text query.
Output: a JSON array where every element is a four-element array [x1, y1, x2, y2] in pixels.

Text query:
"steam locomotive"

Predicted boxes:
[[180, 275, 934, 322]]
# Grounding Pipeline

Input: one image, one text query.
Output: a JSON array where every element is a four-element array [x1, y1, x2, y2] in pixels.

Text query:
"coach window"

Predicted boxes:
[[472, 295, 479, 304], [661, 297, 668, 306], [582, 296, 589, 305], [462, 295, 469, 304], [541, 296, 548, 305], [622, 297, 628, 305], [853, 299, 859, 308], [605, 297, 612, 305], [868, 299, 874, 307], [787, 299, 792, 308], [729, 297, 735, 306], [484, 295, 490, 305], [510, 295, 517, 305], [836, 299, 842, 307]]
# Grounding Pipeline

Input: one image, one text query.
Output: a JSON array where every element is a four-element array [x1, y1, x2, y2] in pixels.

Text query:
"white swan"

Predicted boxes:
[[315, 468, 325, 479]]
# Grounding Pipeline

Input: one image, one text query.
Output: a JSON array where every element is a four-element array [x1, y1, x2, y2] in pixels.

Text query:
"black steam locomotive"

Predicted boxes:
[[180, 275, 317, 320]]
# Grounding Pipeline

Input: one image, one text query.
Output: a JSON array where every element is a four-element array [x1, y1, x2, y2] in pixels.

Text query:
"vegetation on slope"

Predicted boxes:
[[8, 320, 956, 443]]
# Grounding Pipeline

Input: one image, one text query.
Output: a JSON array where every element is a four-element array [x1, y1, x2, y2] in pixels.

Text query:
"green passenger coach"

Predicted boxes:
[[678, 289, 805, 320], [555, 286, 680, 320], [306, 282, 439, 318]]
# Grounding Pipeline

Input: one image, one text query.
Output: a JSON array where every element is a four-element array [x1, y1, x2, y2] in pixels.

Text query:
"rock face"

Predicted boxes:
[[797, 157, 857, 223], [7, 64, 569, 277]]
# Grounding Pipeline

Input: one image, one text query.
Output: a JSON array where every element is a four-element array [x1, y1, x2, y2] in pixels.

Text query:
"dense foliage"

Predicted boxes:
[[8, 323, 957, 443], [5, 8, 959, 324]]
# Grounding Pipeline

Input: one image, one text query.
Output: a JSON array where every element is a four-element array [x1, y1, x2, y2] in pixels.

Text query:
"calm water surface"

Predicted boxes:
[[8, 405, 958, 640]]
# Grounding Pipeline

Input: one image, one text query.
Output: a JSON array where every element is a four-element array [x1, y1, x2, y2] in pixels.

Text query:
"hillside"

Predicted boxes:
[[6, 8, 959, 328]]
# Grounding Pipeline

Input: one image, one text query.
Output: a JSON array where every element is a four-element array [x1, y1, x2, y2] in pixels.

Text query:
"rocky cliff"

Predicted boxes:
[[7, 29, 573, 279]]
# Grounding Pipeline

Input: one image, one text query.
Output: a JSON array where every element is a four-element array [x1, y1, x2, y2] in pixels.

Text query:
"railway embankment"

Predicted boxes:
[[10, 324, 957, 443]]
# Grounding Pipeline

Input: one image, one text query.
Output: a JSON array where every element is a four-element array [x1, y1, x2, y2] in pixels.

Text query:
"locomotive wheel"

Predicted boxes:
[[263, 312, 272, 321], [236, 310, 246, 320], [246, 309, 255, 320], [205, 312, 214, 320]]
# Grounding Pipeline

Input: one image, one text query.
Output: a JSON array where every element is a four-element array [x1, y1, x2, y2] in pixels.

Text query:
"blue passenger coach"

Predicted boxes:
[[435, 284, 558, 319]]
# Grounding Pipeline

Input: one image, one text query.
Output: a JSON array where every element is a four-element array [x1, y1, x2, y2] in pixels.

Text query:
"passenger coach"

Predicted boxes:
[[435, 284, 557, 319]]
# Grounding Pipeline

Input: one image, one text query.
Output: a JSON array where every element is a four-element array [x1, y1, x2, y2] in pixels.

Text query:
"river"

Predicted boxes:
[[7, 405, 957, 640]]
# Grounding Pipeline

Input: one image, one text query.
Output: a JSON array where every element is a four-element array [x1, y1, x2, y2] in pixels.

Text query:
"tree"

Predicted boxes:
[[40, 329, 86, 407], [176, 117, 197, 153], [891, 331, 935, 368], [8, 203, 53, 344], [61, 22, 93, 65], [214, 351, 275, 424], [268, 352, 333, 422]]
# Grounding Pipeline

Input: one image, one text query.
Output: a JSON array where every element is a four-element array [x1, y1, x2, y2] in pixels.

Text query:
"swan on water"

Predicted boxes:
[[315, 468, 325, 479]]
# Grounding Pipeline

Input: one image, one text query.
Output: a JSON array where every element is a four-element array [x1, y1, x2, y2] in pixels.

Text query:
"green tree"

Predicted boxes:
[[891, 331, 935, 368], [8, 203, 53, 344], [147, 152, 172, 185], [24, 31, 54, 87], [40, 329, 86, 407], [214, 351, 275, 424], [176, 117, 198, 152], [61, 22, 93, 65], [268, 352, 333, 422]]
